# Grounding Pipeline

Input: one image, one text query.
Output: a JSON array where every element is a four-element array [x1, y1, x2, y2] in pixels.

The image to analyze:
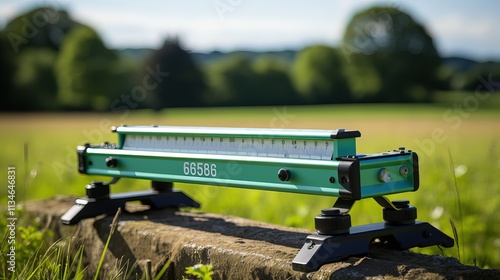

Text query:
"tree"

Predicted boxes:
[[2, 7, 79, 53], [453, 62, 500, 92], [206, 55, 298, 106], [0, 7, 81, 111], [143, 38, 206, 109], [56, 25, 119, 110], [12, 47, 59, 110], [0, 35, 14, 110], [206, 55, 255, 106], [342, 6, 441, 102], [292, 45, 350, 104], [253, 56, 298, 105]]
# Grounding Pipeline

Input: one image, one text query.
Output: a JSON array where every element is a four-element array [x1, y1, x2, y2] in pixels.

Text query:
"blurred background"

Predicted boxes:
[[1, 0, 499, 110], [1, 0, 500, 270]]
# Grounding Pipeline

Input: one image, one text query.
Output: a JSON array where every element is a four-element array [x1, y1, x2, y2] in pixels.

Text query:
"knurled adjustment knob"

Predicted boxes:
[[277, 168, 291, 181], [383, 200, 417, 225], [315, 208, 351, 235], [85, 181, 110, 199], [105, 156, 118, 168]]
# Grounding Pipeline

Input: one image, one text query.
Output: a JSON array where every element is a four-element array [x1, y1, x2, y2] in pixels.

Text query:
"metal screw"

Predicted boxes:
[[399, 165, 409, 176], [377, 168, 391, 183], [340, 176, 349, 184]]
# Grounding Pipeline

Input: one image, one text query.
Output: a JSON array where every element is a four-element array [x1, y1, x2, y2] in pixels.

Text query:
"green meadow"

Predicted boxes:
[[1, 104, 499, 268]]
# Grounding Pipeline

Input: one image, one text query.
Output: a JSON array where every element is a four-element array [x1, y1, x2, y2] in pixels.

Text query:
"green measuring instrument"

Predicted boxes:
[[61, 125, 453, 271]]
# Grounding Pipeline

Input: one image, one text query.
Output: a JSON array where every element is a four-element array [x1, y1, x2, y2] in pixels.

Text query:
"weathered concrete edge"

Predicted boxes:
[[24, 197, 500, 280]]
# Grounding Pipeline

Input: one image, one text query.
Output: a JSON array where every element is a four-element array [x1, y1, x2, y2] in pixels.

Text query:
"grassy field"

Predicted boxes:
[[1, 104, 499, 268]]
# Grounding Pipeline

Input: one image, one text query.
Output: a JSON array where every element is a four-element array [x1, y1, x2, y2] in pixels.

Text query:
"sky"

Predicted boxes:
[[1, 0, 499, 61]]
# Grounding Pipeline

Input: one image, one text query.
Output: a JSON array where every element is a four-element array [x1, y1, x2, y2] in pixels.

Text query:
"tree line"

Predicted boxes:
[[1, 6, 499, 111]]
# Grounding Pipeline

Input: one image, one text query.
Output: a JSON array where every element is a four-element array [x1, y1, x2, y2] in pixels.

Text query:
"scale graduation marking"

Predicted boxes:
[[122, 134, 334, 160]]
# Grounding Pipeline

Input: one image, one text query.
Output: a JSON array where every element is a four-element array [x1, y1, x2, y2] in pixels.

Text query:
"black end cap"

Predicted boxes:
[[77, 144, 90, 174], [330, 129, 361, 139], [337, 159, 361, 200], [412, 152, 420, 191]]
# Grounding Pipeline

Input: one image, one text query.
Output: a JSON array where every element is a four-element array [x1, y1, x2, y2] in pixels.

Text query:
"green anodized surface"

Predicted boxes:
[[82, 126, 417, 199]]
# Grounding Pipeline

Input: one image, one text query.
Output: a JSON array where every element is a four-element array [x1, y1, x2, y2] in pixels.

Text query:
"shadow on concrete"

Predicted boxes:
[[90, 205, 489, 280], [95, 205, 309, 250]]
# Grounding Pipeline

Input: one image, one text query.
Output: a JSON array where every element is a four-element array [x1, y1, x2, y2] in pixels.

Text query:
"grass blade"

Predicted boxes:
[[448, 149, 464, 262], [74, 245, 87, 280], [94, 207, 122, 280], [449, 217, 460, 262], [154, 239, 184, 280]]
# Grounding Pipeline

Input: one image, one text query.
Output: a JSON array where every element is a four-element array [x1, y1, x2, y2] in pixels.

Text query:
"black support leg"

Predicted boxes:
[[61, 181, 200, 225], [292, 221, 454, 272]]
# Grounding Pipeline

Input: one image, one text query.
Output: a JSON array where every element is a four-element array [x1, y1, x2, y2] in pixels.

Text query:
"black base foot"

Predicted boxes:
[[61, 189, 200, 225], [292, 221, 454, 272]]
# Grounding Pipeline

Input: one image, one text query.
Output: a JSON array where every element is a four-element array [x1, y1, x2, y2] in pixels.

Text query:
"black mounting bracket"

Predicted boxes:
[[61, 180, 200, 225], [292, 221, 454, 272], [291, 197, 454, 272]]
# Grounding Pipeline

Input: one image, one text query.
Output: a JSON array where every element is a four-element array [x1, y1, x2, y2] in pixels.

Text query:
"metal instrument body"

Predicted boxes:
[[78, 126, 418, 200], [62, 125, 453, 271]]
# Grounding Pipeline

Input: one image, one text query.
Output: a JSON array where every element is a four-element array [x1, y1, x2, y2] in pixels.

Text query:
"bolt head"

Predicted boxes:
[[377, 168, 391, 183], [399, 165, 409, 176]]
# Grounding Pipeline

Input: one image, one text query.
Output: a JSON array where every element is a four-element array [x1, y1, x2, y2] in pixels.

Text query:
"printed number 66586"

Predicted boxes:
[[183, 162, 217, 177]]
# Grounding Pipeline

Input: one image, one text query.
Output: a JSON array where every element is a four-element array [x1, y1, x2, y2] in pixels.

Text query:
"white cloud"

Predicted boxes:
[[72, 6, 344, 51], [428, 13, 497, 40], [0, 3, 22, 26], [425, 12, 500, 58], [3, 0, 499, 59]]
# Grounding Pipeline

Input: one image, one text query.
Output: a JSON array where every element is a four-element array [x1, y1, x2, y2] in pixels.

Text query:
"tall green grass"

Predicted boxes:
[[0, 208, 177, 279], [1, 104, 499, 268]]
